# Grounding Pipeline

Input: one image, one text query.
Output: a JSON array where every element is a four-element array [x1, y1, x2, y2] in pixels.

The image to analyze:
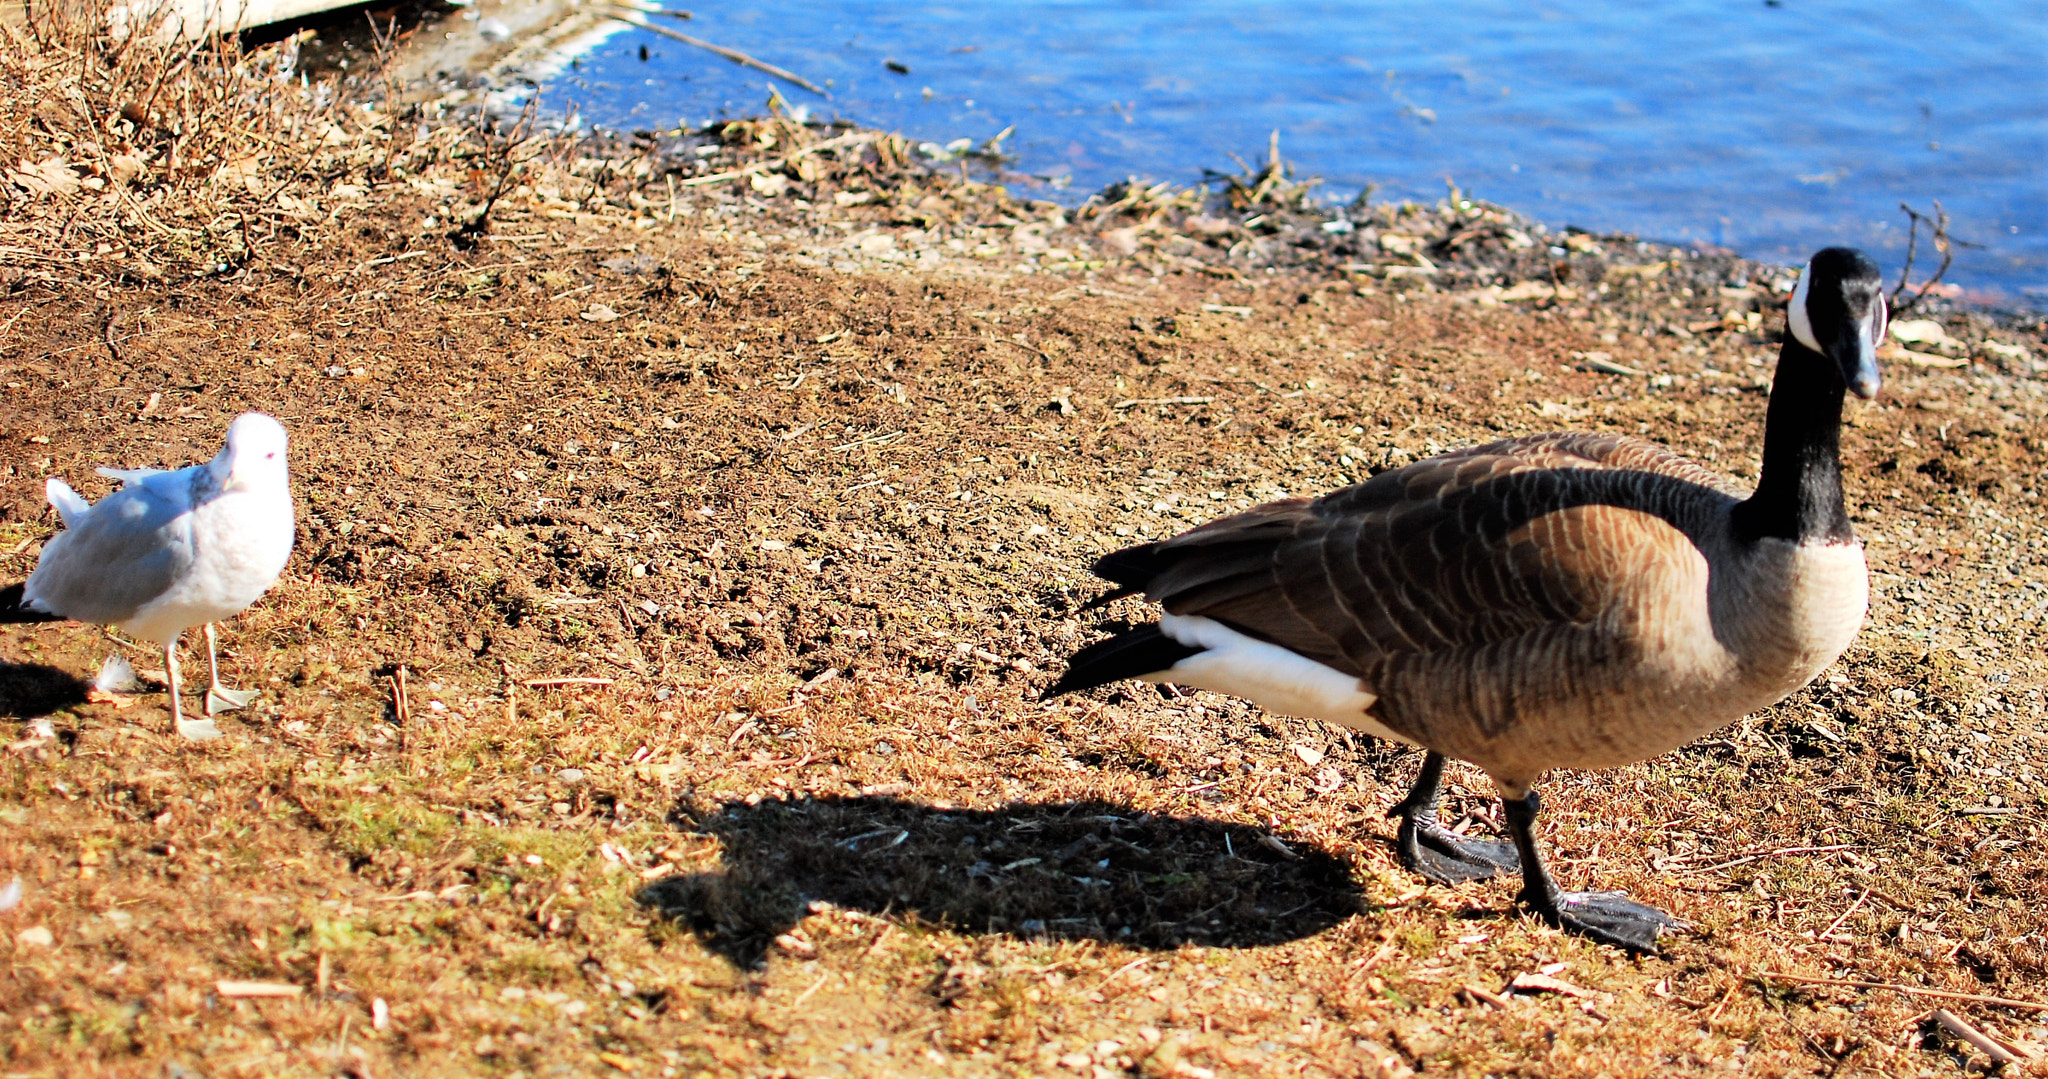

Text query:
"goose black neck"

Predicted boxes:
[[1730, 341, 1853, 544]]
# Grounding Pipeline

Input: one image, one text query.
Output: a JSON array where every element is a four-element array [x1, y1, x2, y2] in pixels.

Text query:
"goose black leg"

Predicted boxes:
[[1388, 751, 1520, 883], [1501, 789, 1676, 952]]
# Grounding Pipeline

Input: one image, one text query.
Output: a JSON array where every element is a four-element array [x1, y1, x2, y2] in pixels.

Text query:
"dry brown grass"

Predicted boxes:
[[1, 0, 360, 287], [3, 8, 2048, 1078]]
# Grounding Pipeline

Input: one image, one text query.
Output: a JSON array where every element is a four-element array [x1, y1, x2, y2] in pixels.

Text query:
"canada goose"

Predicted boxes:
[[1050, 248, 1887, 950], [0, 413, 296, 738]]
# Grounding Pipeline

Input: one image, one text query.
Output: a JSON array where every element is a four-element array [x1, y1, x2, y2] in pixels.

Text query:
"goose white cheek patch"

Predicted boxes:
[[1866, 293, 1889, 351], [1786, 260, 1821, 352]]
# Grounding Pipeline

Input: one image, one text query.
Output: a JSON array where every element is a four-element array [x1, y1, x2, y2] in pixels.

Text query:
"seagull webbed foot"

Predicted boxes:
[[205, 685, 259, 715], [176, 717, 225, 741]]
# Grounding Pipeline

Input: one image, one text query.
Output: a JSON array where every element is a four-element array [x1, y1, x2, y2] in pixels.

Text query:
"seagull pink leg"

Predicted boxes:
[[203, 622, 258, 715], [167, 635, 223, 740], [164, 641, 184, 729]]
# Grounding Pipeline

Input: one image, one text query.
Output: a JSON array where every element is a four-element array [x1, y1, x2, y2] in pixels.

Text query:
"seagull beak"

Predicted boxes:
[[1829, 316, 1882, 400]]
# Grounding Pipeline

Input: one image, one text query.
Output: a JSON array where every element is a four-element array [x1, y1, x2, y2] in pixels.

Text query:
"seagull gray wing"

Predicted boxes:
[[24, 475, 196, 626], [97, 464, 195, 495], [97, 466, 168, 482]]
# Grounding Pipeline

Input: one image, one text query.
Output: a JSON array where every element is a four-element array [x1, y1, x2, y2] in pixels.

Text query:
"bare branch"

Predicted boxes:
[[1891, 200, 1956, 314], [452, 97, 544, 250]]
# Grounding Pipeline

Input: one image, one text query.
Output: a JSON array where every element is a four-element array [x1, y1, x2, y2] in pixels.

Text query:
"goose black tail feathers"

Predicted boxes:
[[1044, 624, 1201, 699], [0, 582, 59, 625], [1090, 542, 1165, 590], [1077, 542, 1165, 610]]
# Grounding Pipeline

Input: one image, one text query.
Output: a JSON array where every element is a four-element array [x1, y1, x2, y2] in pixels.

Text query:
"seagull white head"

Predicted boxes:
[[1785, 247, 1887, 400], [213, 412, 291, 492]]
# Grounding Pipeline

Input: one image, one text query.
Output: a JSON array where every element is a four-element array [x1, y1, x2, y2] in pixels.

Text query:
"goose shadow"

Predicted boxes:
[[637, 796, 1363, 968], [0, 660, 89, 720]]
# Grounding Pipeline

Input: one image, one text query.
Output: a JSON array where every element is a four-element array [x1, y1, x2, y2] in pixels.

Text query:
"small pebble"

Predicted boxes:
[[558, 768, 586, 783]]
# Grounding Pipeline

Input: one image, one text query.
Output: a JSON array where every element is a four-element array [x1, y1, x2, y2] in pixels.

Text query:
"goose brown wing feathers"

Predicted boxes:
[[1100, 433, 1743, 684]]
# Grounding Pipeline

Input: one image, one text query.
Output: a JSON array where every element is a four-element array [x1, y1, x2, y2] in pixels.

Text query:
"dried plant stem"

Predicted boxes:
[[1890, 200, 1955, 314], [1932, 1009, 2027, 1065], [1760, 972, 2048, 1013], [602, 9, 827, 95]]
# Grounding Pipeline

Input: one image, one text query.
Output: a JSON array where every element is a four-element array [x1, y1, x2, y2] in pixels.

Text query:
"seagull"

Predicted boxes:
[[0, 412, 295, 738]]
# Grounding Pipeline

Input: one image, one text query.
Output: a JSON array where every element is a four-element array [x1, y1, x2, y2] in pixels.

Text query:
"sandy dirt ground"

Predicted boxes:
[[3, 18, 2048, 1077]]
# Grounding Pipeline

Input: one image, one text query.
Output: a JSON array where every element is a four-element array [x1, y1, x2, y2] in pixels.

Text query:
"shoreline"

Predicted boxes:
[[3, 9, 2048, 1075], [280, 0, 2042, 319]]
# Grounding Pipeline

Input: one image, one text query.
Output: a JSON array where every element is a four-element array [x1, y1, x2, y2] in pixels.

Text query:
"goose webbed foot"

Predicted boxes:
[[1402, 825, 1521, 884], [1522, 888, 1677, 953], [1502, 787, 1679, 953], [1390, 751, 1521, 884]]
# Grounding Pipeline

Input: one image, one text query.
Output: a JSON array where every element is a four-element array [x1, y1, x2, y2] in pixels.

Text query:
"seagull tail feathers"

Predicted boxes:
[[0, 582, 60, 625], [43, 479, 88, 528]]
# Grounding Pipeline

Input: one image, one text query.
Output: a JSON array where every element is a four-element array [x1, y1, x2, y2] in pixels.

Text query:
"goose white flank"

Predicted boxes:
[[0, 412, 296, 739]]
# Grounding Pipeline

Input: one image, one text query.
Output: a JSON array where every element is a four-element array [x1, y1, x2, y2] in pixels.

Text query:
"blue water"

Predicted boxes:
[[548, 1, 2048, 301]]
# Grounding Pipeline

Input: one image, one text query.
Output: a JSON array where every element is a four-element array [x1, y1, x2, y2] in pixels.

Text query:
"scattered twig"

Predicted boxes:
[[217, 980, 302, 999], [1759, 972, 2048, 1012], [1464, 984, 1511, 1009], [832, 429, 905, 452], [1257, 834, 1299, 860], [502, 660, 518, 725], [602, 9, 827, 95], [1669, 843, 1857, 875], [1114, 395, 1214, 409], [521, 677, 615, 688], [0, 302, 38, 345], [935, 334, 1052, 363], [1705, 980, 1741, 1024], [790, 973, 831, 1008], [857, 924, 895, 959], [1815, 889, 1868, 941], [351, 250, 433, 273], [1889, 200, 1954, 315], [389, 665, 411, 727], [1580, 355, 1643, 376], [1510, 972, 1606, 1000], [1932, 1009, 2027, 1065], [1096, 957, 1150, 993]]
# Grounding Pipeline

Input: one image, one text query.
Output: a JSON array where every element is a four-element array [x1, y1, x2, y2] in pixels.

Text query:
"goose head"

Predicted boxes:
[[213, 412, 291, 493], [1785, 247, 1887, 400]]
